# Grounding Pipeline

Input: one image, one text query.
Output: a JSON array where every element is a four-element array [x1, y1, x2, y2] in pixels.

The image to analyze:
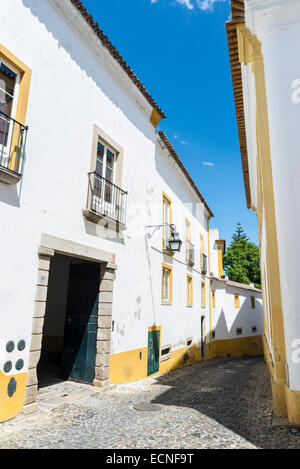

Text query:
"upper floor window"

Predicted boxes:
[[187, 274, 193, 306], [162, 193, 172, 250], [185, 219, 194, 265], [201, 281, 206, 308], [162, 263, 172, 304], [0, 62, 18, 149], [251, 296, 255, 309], [212, 290, 216, 308], [84, 125, 127, 227], [96, 141, 116, 201], [0, 47, 31, 184], [234, 294, 240, 308]]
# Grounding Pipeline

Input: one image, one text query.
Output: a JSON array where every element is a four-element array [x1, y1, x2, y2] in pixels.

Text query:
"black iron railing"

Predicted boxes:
[[186, 241, 195, 265], [0, 110, 28, 175], [87, 172, 127, 225]]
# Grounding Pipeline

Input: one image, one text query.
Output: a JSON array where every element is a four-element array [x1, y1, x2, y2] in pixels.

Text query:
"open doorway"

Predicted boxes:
[[37, 254, 100, 388]]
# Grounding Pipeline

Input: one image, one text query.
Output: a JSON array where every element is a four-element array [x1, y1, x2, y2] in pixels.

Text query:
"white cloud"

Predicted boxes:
[[203, 161, 215, 167], [151, 0, 228, 12], [180, 140, 190, 145], [175, 0, 195, 9]]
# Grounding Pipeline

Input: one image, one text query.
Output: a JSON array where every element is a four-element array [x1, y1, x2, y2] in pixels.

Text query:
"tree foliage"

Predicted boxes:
[[223, 223, 261, 289]]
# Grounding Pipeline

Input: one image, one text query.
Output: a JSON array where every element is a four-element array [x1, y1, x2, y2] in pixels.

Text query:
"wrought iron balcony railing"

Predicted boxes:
[[0, 110, 28, 181], [86, 172, 127, 226], [186, 241, 195, 266]]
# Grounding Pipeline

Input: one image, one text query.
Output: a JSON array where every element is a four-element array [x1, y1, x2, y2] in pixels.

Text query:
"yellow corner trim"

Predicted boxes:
[[150, 109, 163, 128]]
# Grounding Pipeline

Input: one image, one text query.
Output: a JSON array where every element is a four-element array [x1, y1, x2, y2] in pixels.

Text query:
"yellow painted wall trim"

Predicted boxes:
[[215, 240, 225, 278], [0, 43, 32, 170], [207, 216, 212, 341], [109, 343, 203, 384], [0, 371, 28, 423], [150, 108, 163, 128], [205, 335, 263, 360], [236, 24, 287, 402]]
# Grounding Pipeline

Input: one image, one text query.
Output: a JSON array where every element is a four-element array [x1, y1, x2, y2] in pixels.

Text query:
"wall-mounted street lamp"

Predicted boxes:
[[145, 224, 182, 252]]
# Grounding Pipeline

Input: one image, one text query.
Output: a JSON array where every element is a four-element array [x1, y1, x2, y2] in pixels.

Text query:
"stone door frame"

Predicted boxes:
[[23, 234, 116, 415]]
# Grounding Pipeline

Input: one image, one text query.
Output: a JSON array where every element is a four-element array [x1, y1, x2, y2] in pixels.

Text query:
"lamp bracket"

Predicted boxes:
[[145, 224, 175, 239]]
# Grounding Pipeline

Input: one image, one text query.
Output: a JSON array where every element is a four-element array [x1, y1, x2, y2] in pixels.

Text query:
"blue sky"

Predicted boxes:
[[83, 0, 258, 246]]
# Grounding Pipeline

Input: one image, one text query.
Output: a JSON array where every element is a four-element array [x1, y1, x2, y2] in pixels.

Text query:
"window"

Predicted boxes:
[[162, 264, 172, 304], [212, 330, 215, 340], [95, 140, 116, 204], [0, 46, 31, 182], [160, 344, 172, 362], [162, 193, 172, 249], [251, 296, 255, 309], [236, 328, 242, 336], [187, 274, 193, 306], [185, 218, 191, 261], [212, 291, 216, 308], [186, 338, 193, 350], [201, 281, 206, 308], [252, 326, 257, 333], [0, 62, 17, 147], [234, 294, 240, 308]]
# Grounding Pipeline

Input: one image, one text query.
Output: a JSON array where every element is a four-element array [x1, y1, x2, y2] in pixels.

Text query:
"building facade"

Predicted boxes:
[[208, 229, 263, 359], [0, 0, 265, 423], [227, 0, 300, 423], [0, 0, 218, 422]]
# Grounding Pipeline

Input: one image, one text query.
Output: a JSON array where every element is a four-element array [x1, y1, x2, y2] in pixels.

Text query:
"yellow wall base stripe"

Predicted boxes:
[[0, 371, 28, 423], [205, 335, 263, 360]]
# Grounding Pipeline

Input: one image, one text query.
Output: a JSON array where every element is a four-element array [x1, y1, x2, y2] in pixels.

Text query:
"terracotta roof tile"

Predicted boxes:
[[226, 1, 251, 209]]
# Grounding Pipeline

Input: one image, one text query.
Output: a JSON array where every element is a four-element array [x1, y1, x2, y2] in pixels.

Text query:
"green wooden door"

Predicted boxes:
[[147, 329, 160, 376], [61, 262, 100, 384]]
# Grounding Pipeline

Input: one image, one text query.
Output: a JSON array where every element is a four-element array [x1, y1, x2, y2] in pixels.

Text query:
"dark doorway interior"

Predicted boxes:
[[37, 254, 100, 388]]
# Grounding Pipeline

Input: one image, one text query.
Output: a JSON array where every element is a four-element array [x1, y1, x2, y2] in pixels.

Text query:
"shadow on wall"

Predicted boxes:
[[206, 298, 263, 359], [0, 169, 26, 206], [22, 0, 156, 142]]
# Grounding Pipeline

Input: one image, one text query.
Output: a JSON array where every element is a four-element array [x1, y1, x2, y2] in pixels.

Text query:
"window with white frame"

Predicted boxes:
[[93, 140, 116, 212], [0, 61, 18, 151]]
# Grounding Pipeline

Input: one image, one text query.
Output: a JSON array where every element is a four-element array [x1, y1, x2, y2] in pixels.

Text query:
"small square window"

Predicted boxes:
[[252, 326, 257, 333], [236, 328, 242, 336], [186, 337, 193, 350], [160, 344, 172, 362]]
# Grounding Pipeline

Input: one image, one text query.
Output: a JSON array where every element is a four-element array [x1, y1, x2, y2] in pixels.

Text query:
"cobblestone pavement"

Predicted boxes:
[[1, 356, 300, 449]]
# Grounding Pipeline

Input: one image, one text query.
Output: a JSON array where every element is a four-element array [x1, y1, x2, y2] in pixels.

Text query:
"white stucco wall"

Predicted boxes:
[[211, 279, 263, 341], [0, 0, 215, 383], [0, 0, 156, 374], [245, 0, 300, 391]]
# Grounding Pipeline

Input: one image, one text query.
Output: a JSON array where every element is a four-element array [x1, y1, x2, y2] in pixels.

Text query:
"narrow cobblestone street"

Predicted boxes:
[[1, 356, 300, 449]]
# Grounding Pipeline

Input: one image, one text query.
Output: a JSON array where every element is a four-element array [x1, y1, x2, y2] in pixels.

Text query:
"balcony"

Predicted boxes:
[[83, 171, 127, 228], [201, 253, 207, 275], [186, 241, 195, 266], [0, 111, 28, 184]]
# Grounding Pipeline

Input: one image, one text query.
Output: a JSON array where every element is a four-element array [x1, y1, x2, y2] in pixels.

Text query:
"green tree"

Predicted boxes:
[[223, 223, 261, 289]]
